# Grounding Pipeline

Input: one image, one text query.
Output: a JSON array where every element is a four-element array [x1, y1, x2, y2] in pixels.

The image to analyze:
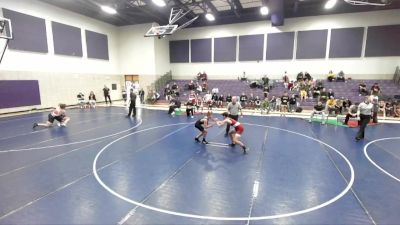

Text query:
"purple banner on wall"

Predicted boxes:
[[296, 29, 328, 59], [191, 38, 212, 62], [214, 36, 237, 62], [86, 30, 109, 60], [329, 27, 364, 58], [266, 32, 294, 60], [52, 21, 83, 57], [2, 8, 48, 53], [365, 24, 400, 57], [0, 80, 41, 109], [239, 34, 264, 61], [170, 40, 189, 63]]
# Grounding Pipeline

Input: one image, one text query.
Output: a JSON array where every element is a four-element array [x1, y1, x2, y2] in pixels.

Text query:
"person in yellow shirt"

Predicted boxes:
[[326, 96, 337, 115], [327, 70, 336, 82]]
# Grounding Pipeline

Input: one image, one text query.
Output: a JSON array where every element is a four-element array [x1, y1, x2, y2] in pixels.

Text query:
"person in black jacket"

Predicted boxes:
[[103, 85, 112, 105], [126, 89, 137, 117]]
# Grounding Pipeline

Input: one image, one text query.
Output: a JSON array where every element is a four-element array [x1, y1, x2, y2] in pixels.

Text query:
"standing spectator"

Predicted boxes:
[[355, 96, 373, 141], [283, 72, 289, 89], [103, 85, 112, 105], [126, 89, 137, 117], [88, 91, 96, 108], [280, 92, 289, 116], [138, 88, 145, 104], [309, 101, 326, 124], [289, 94, 297, 112], [186, 100, 194, 118], [164, 84, 171, 101], [342, 98, 352, 113], [225, 97, 243, 136]]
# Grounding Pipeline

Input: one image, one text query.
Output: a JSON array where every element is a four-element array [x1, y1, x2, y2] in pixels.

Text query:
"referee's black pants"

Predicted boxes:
[[356, 114, 371, 139], [128, 103, 136, 117], [226, 114, 239, 134]]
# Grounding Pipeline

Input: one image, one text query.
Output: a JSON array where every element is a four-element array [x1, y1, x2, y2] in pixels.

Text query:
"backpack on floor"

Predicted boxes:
[[296, 107, 303, 113]]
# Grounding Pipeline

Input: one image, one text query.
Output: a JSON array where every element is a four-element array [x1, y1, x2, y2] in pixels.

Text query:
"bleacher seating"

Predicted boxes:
[[162, 79, 400, 110]]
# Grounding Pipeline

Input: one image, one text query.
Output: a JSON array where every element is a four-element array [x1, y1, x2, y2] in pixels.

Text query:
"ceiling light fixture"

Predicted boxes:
[[152, 0, 166, 7], [260, 6, 269, 15], [205, 13, 215, 21], [324, 0, 338, 9], [100, 5, 117, 14]]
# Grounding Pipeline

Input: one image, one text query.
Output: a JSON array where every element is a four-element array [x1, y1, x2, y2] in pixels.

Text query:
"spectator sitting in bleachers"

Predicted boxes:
[[171, 82, 178, 90], [196, 81, 202, 94], [337, 71, 345, 82], [305, 79, 313, 98], [385, 100, 394, 117], [305, 71, 312, 81], [77, 92, 86, 108], [226, 93, 232, 103], [275, 97, 281, 112], [289, 94, 297, 112], [326, 96, 337, 115], [262, 75, 270, 87], [211, 87, 219, 94], [283, 72, 289, 89], [394, 102, 400, 117], [203, 92, 212, 110], [202, 81, 208, 92], [359, 81, 368, 96], [240, 92, 248, 108], [327, 70, 336, 82], [378, 100, 386, 118], [335, 97, 343, 114], [287, 80, 294, 91], [296, 72, 304, 82], [217, 94, 224, 108], [186, 100, 194, 118], [370, 83, 381, 96], [188, 80, 195, 90], [320, 88, 328, 104], [211, 92, 218, 107], [263, 86, 269, 98], [248, 93, 256, 109], [327, 89, 335, 99], [197, 71, 208, 81], [343, 104, 358, 125], [168, 97, 181, 116], [309, 101, 326, 124]]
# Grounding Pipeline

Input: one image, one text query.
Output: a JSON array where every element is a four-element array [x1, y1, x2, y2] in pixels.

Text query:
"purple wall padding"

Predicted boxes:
[[52, 21, 82, 57], [85, 30, 109, 60], [214, 36, 237, 62], [329, 27, 364, 58], [191, 38, 212, 62], [296, 29, 328, 59], [2, 8, 48, 53], [239, 34, 264, 61], [266, 32, 294, 60], [0, 80, 41, 109], [169, 40, 189, 63], [365, 24, 400, 57]]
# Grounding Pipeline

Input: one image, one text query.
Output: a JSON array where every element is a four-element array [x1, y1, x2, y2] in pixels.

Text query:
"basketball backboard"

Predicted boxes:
[[145, 24, 178, 38], [0, 17, 12, 40]]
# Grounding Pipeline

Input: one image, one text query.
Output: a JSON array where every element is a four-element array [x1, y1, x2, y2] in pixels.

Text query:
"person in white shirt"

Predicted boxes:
[[356, 96, 373, 141]]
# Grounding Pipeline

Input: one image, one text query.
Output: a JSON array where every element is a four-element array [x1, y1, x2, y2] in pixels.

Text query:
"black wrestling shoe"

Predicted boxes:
[[242, 146, 247, 154], [355, 137, 362, 141], [195, 138, 200, 143], [33, 123, 38, 129], [229, 143, 235, 147], [202, 140, 209, 144]]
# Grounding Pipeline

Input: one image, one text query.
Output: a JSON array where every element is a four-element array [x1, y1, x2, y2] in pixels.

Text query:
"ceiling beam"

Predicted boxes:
[[171, 0, 198, 18], [232, 0, 243, 11], [227, 0, 242, 18], [203, 0, 218, 14]]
